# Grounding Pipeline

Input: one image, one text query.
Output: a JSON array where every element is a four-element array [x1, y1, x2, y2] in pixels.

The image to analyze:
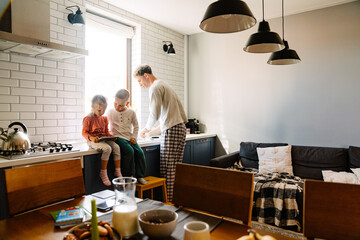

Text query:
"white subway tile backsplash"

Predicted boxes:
[[44, 89, 57, 97], [58, 132, 81, 141], [64, 84, 76, 91], [64, 70, 76, 77], [36, 112, 63, 119], [11, 54, 42, 66], [0, 86, 10, 94], [0, 95, 19, 103], [64, 98, 76, 105], [44, 134, 58, 142], [0, 78, 18, 87], [0, 53, 9, 61], [36, 66, 63, 76], [11, 104, 43, 112], [58, 105, 82, 112], [37, 127, 63, 134], [27, 127, 36, 136], [0, 61, 19, 70], [58, 62, 82, 71], [21, 120, 43, 127], [64, 112, 76, 119], [29, 135, 44, 143], [20, 96, 36, 104], [37, 97, 63, 105], [0, 70, 10, 78], [0, 112, 19, 120], [36, 81, 63, 90], [44, 105, 57, 112], [20, 112, 35, 120], [50, 9, 64, 19], [12, 88, 42, 96], [64, 28, 77, 37], [20, 80, 36, 88], [50, 1, 57, 9], [64, 126, 76, 133], [0, 104, 10, 111], [12, 71, 42, 81], [58, 91, 79, 98], [43, 60, 57, 68], [44, 75, 57, 82], [58, 76, 81, 85], [44, 119, 58, 127], [50, 16, 58, 25], [20, 64, 36, 73]]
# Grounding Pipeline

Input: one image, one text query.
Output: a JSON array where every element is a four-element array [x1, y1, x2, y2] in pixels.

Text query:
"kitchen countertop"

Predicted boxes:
[[0, 133, 216, 168]]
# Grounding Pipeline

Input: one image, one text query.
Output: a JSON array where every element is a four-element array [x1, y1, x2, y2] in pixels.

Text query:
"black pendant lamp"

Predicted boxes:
[[200, 0, 256, 33], [243, 0, 284, 53], [268, 0, 301, 65]]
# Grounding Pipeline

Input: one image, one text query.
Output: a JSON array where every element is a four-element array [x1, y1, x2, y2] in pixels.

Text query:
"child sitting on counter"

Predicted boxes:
[[107, 89, 147, 185], [82, 95, 122, 186]]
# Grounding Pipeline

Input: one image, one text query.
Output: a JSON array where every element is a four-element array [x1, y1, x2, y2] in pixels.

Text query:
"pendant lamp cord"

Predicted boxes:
[[262, 0, 265, 21], [282, 0, 285, 40]]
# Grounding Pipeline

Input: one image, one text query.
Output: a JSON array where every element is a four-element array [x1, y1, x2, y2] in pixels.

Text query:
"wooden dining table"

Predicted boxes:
[[0, 196, 302, 240]]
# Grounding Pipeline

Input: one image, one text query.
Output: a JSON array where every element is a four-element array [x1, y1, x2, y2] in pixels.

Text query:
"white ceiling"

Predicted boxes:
[[103, 0, 356, 35]]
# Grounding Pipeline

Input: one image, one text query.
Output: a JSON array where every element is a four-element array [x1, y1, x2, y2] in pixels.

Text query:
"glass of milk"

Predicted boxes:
[[112, 177, 139, 238]]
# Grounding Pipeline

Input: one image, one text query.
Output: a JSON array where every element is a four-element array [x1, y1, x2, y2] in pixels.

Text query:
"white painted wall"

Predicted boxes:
[[188, 2, 360, 153], [0, 0, 184, 143]]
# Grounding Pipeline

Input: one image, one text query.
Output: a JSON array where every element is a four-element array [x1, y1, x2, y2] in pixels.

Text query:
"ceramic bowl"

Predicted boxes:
[[138, 209, 178, 239]]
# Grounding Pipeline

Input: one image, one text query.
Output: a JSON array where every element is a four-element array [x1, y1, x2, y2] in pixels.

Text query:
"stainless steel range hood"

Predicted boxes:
[[0, 31, 88, 60], [0, 0, 88, 60]]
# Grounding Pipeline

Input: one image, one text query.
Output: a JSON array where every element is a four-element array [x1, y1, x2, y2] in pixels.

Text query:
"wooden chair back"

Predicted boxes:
[[172, 163, 254, 225], [303, 179, 360, 240], [4, 158, 85, 216]]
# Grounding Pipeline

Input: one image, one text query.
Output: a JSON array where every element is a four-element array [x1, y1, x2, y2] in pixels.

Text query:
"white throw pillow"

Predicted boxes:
[[257, 145, 293, 175], [351, 168, 360, 180], [322, 170, 359, 184]]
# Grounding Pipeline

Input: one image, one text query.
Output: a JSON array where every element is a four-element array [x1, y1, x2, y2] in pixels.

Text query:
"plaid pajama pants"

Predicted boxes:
[[160, 122, 186, 202]]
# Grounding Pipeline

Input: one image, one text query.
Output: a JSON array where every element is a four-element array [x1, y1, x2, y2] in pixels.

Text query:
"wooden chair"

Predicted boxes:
[[303, 179, 360, 240], [4, 158, 85, 216], [172, 163, 254, 226], [136, 176, 168, 203]]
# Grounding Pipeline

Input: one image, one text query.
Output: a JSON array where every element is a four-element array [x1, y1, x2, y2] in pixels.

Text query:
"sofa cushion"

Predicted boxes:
[[292, 145, 348, 180], [349, 146, 360, 168], [257, 145, 293, 175], [322, 170, 359, 184], [239, 142, 288, 169]]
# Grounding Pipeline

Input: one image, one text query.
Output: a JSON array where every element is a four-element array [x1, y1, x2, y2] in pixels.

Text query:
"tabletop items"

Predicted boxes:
[[138, 209, 178, 239]]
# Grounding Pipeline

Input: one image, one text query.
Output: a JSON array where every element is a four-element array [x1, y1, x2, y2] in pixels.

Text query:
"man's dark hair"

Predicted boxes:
[[134, 65, 152, 76]]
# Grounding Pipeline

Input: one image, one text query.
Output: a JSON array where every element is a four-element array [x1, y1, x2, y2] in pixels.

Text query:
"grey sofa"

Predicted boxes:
[[210, 142, 360, 230], [210, 142, 360, 180]]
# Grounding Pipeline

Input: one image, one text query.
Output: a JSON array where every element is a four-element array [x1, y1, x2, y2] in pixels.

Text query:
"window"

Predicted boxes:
[[85, 12, 133, 114]]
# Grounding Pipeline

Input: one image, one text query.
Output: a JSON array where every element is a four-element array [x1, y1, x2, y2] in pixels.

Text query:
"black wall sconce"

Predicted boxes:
[[163, 41, 176, 55], [66, 5, 85, 25]]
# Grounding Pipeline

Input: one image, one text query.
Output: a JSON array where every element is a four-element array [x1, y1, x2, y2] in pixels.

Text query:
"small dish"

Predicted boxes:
[[64, 222, 120, 240]]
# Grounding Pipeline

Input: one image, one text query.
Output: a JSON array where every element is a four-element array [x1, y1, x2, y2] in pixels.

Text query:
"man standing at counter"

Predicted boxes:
[[134, 65, 187, 202]]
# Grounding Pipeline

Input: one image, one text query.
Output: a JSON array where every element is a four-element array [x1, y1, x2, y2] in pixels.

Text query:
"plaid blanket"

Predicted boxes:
[[229, 163, 304, 230]]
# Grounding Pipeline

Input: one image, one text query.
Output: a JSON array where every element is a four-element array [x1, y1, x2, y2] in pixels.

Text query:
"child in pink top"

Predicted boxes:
[[82, 95, 122, 186]]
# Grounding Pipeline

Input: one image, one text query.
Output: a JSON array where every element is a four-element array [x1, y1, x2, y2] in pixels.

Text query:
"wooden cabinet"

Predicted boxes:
[[183, 137, 215, 166], [142, 145, 160, 177], [83, 153, 114, 195]]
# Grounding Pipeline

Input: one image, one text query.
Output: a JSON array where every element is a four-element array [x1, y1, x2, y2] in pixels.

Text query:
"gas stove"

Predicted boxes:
[[0, 142, 80, 160]]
